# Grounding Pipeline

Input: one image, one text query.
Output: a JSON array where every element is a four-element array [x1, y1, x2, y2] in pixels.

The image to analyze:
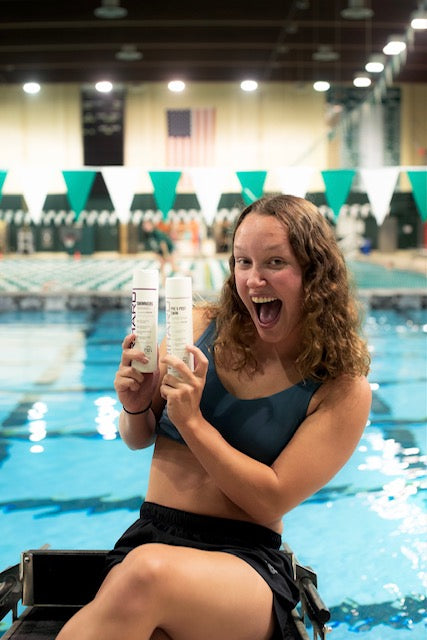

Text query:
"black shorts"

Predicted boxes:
[[105, 502, 300, 640]]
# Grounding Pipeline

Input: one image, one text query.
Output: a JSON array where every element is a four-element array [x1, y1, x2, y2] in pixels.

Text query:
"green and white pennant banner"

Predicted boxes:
[[0, 170, 7, 205], [359, 167, 400, 226], [189, 168, 228, 226], [4, 165, 427, 228], [321, 169, 356, 220], [236, 171, 267, 205], [101, 166, 141, 224], [274, 167, 315, 198], [62, 169, 97, 221], [148, 171, 181, 220], [406, 167, 427, 222], [18, 167, 60, 224]]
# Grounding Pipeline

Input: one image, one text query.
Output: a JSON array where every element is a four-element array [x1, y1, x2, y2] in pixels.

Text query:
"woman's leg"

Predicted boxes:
[[56, 543, 275, 640]]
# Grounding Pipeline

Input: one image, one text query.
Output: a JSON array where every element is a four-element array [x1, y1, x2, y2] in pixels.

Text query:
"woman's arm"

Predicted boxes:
[[161, 350, 372, 522], [117, 409, 157, 450], [114, 333, 166, 450]]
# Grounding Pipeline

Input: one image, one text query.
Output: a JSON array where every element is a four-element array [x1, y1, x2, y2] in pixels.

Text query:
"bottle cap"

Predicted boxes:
[[165, 276, 192, 298], [133, 269, 159, 290]]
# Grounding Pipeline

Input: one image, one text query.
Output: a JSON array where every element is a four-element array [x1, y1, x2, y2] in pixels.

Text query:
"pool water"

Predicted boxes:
[[0, 307, 426, 638]]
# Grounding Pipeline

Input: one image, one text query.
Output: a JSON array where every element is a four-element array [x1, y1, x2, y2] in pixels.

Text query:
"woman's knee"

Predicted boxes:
[[56, 547, 171, 639], [118, 544, 170, 599]]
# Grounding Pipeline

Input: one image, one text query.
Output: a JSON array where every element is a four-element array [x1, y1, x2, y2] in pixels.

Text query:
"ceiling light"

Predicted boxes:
[[95, 80, 113, 93], [411, 10, 427, 30], [240, 79, 258, 92], [341, 0, 374, 20], [365, 54, 385, 73], [23, 81, 41, 94], [168, 80, 185, 92], [312, 45, 340, 62], [115, 44, 143, 61], [313, 80, 330, 92], [353, 72, 371, 87], [94, 0, 127, 19], [383, 36, 406, 56]]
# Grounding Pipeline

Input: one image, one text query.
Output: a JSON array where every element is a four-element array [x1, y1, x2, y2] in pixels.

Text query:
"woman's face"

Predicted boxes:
[[233, 213, 304, 346]]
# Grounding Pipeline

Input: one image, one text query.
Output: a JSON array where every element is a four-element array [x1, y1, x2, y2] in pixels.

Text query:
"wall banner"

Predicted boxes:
[[82, 88, 124, 166]]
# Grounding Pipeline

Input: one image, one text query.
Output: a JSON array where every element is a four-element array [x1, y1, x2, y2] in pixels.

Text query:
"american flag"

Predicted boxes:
[[166, 108, 216, 168]]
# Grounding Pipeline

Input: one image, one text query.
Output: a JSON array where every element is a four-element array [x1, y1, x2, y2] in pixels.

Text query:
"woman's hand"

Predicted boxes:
[[114, 333, 160, 412], [160, 345, 208, 433]]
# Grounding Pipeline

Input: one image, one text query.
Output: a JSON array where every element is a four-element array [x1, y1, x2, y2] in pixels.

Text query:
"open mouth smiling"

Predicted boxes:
[[251, 296, 283, 326]]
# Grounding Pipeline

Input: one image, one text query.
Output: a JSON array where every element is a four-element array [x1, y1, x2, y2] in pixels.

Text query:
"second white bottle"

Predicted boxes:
[[165, 276, 194, 376]]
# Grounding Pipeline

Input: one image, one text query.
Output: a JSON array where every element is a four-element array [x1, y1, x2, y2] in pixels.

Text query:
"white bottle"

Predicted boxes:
[[165, 276, 194, 375], [131, 269, 159, 373]]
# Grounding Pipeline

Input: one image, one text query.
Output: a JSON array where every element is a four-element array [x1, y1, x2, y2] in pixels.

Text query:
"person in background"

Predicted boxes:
[[57, 194, 372, 640], [141, 218, 176, 281]]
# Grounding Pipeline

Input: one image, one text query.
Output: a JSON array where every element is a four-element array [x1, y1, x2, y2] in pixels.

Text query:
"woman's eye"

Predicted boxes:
[[269, 258, 285, 267]]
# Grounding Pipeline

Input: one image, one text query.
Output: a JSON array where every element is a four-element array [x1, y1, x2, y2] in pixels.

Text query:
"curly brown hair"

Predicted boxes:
[[207, 194, 370, 381]]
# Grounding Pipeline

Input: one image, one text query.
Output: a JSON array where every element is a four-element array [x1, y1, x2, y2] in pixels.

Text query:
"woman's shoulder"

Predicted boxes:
[[312, 373, 372, 415]]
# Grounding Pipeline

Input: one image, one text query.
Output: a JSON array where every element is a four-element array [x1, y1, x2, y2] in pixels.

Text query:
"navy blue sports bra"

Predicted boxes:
[[156, 321, 322, 465]]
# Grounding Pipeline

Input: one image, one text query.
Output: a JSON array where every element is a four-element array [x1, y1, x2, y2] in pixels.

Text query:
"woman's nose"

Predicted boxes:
[[246, 266, 266, 287]]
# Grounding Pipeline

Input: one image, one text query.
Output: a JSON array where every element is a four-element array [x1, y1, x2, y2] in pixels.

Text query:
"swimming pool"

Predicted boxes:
[[0, 306, 426, 638]]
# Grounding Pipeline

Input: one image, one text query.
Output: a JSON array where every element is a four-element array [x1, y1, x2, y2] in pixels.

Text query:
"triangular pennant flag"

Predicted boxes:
[[18, 168, 59, 224], [321, 169, 356, 220], [189, 168, 228, 226], [102, 166, 141, 224], [359, 167, 400, 226], [407, 168, 427, 222], [0, 170, 7, 204], [62, 170, 97, 221], [148, 171, 181, 220], [236, 171, 267, 205], [274, 167, 315, 198]]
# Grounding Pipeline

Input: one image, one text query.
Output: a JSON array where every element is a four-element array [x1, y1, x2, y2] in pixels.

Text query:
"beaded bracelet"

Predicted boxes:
[[122, 401, 152, 415]]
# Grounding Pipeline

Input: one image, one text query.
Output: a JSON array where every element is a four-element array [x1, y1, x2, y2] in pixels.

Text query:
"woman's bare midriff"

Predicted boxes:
[[145, 435, 283, 534]]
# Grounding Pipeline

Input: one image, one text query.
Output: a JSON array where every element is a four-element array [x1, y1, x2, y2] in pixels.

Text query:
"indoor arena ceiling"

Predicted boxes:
[[0, 0, 426, 86]]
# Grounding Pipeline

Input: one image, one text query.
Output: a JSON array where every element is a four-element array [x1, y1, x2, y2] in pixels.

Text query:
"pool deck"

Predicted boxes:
[[0, 247, 425, 311], [356, 248, 427, 275]]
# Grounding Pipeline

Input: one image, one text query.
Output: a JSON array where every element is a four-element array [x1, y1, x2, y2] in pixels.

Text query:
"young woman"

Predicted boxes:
[[57, 194, 371, 640]]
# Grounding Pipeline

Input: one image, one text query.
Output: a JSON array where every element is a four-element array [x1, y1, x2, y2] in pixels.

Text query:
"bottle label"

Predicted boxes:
[[132, 287, 158, 372], [166, 297, 194, 374]]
